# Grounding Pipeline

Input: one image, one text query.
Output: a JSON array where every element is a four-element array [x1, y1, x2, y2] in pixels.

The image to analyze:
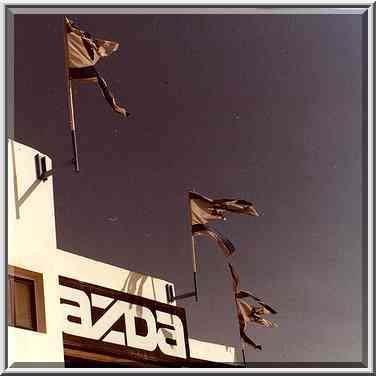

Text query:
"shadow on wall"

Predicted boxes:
[[121, 272, 149, 316], [120, 272, 176, 347], [10, 139, 42, 220]]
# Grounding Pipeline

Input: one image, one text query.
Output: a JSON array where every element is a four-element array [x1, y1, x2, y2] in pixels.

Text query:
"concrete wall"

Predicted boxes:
[[7, 140, 238, 367]]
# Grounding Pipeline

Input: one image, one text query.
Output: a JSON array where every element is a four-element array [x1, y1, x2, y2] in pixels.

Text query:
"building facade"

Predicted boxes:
[[7, 140, 239, 368]]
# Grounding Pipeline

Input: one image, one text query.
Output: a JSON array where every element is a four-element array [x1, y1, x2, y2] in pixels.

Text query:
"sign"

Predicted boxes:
[[59, 276, 190, 365]]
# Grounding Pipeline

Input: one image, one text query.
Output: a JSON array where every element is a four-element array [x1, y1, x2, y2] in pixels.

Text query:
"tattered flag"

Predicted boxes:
[[228, 263, 278, 351], [65, 17, 129, 117], [229, 263, 277, 314]]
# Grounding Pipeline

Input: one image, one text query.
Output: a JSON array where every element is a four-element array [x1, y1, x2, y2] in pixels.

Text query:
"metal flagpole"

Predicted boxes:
[[192, 235, 198, 302], [230, 263, 247, 367], [236, 310, 247, 367], [241, 343, 247, 367], [68, 82, 79, 172], [188, 191, 198, 302], [63, 18, 80, 172]]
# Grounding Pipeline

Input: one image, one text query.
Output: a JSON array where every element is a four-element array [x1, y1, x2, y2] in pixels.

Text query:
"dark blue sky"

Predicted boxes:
[[14, 11, 366, 363]]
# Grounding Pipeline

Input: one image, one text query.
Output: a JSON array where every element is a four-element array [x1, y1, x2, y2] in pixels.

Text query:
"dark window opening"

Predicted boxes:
[[15, 277, 36, 330], [7, 266, 46, 333]]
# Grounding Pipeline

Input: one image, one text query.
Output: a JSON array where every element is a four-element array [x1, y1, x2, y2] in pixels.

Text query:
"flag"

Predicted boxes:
[[192, 224, 235, 257], [189, 191, 259, 225], [228, 263, 277, 314], [228, 263, 278, 351], [188, 191, 260, 258], [65, 17, 129, 117]]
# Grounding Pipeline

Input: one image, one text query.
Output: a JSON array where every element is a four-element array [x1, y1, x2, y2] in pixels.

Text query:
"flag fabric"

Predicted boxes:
[[236, 291, 278, 314], [65, 17, 129, 117], [192, 224, 235, 257], [189, 192, 226, 225], [189, 191, 259, 225], [213, 198, 260, 217], [228, 262, 241, 291], [237, 299, 278, 328], [228, 263, 278, 351]]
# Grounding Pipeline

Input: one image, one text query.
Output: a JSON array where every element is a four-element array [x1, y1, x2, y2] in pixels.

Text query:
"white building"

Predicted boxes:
[[7, 140, 240, 368]]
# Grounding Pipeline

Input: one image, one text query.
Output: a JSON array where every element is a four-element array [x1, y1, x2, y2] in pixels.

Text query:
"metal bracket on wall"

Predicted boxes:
[[35, 154, 54, 182], [166, 284, 196, 303]]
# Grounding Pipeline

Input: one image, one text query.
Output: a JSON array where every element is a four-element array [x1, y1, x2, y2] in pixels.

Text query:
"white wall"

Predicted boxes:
[[8, 140, 56, 255], [8, 140, 64, 365], [189, 338, 237, 363]]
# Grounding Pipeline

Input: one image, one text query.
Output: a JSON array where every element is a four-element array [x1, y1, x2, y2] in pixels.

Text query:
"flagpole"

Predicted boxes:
[[63, 18, 80, 172], [192, 235, 198, 302], [68, 82, 79, 172], [236, 311, 247, 367], [229, 263, 247, 368], [241, 343, 247, 367], [188, 191, 198, 302], [235, 304, 247, 367]]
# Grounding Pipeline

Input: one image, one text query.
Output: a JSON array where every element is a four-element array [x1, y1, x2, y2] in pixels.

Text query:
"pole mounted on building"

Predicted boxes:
[[166, 191, 200, 304], [188, 190, 199, 302], [63, 18, 80, 172], [166, 284, 197, 303], [35, 154, 53, 181]]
